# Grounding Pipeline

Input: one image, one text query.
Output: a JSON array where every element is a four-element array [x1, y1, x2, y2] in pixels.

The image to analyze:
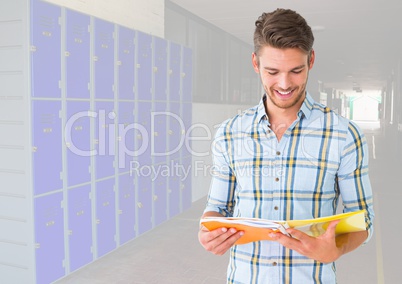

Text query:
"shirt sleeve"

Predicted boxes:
[[203, 122, 237, 217], [337, 121, 375, 243]]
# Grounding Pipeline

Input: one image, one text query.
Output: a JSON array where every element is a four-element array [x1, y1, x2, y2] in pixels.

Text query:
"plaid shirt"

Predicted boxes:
[[204, 93, 374, 284]]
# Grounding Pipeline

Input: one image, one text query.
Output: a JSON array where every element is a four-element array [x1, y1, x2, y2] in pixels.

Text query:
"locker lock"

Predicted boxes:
[[137, 202, 143, 208], [153, 195, 158, 201], [32, 146, 38, 153], [153, 67, 158, 73], [154, 132, 159, 137], [117, 61, 122, 66], [168, 69, 173, 75], [46, 221, 55, 227], [42, 31, 52, 37], [168, 130, 173, 135]]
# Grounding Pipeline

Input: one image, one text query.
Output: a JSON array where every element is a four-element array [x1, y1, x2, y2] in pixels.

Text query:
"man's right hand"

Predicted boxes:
[[198, 226, 244, 255]]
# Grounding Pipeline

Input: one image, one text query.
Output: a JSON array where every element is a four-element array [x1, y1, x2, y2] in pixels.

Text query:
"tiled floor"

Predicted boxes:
[[55, 129, 400, 284]]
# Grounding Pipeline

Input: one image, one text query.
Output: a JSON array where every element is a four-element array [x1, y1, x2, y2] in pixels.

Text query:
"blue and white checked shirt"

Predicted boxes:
[[204, 93, 374, 284]]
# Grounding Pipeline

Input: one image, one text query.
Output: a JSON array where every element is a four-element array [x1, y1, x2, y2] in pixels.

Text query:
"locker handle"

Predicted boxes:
[[168, 130, 173, 135], [154, 132, 159, 137], [96, 219, 101, 224], [153, 195, 158, 201], [153, 67, 158, 73], [137, 202, 143, 208]]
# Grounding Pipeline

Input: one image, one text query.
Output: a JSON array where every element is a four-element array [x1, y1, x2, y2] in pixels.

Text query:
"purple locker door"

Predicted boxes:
[[136, 101, 152, 166], [136, 31, 152, 101], [153, 103, 167, 165], [118, 102, 135, 173], [119, 174, 136, 244], [95, 101, 116, 179], [32, 100, 62, 195], [182, 46, 193, 102], [181, 157, 192, 211], [68, 184, 93, 272], [137, 175, 152, 235], [153, 37, 167, 102], [167, 102, 182, 161], [66, 101, 91, 186], [34, 192, 65, 283], [181, 102, 192, 158], [118, 27, 135, 100], [168, 42, 181, 102], [168, 166, 180, 218], [153, 173, 167, 226], [31, 0, 61, 98], [94, 18, 115, 99], [65, 9, 90, 99], [96, 178, 116, 257]]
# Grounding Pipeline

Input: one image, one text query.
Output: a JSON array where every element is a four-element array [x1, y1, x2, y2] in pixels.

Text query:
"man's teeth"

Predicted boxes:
[[277, 90, 292, 95]]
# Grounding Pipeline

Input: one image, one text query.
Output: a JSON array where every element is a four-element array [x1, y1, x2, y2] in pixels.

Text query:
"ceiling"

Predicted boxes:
[[169, 0, 402, 92]]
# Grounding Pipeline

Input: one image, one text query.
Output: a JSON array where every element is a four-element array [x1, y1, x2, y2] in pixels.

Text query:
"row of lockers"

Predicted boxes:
[[31, 0, 192, 102], [33, 163, 192, 284], [26, 1, 194, 283], [32, 99, 192, 195]]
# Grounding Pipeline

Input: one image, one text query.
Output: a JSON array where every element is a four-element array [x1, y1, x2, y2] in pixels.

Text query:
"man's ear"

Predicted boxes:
[[252, 52, 260, 73], [309, 49, 315, 70]]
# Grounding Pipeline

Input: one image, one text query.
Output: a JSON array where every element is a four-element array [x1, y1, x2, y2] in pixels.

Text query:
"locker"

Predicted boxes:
[[93, 18, 114, 99], [181, 102, 192, 158], [153, 173, 167, 226], [65, 9, 90, 99], [167, 101, 182, 161], [31, 0, 61, 98], [136, 31, 152, 101], [118, 174, 136, 244], [182, 46, 193, 102], [153, 37, 167, 102], [66, 101, 91, 186], [181, 157, 192, 211], [32, 100, 62, 195], [67, 184, 92, 272], [136, 175, 152, 234], [118, 102, 135, 172], [34, 192, 65, 284], [153, 102, 167, 164], [136, 101, 152, 166], [96, 178, 116, 257], [95, 101, 115, 179], [118, 26, 135, 100], [168, 42, 181, 102], [168, 171, 180, 218]]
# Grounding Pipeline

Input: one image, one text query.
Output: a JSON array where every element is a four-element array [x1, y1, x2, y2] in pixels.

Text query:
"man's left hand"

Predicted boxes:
[[269, 220, 341, 263]]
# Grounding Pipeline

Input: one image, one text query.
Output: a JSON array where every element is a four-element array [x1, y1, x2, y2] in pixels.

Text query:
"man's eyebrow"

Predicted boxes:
[[264, 64, 306, 71]]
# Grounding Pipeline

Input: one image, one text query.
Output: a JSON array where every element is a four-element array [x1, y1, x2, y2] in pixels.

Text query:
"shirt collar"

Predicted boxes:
[[257, 92, 315, 123]]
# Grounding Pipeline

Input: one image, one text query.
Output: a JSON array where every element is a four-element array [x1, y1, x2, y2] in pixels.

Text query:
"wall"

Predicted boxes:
[[191, 102, 254, 202], [45, 0, 164, 37]]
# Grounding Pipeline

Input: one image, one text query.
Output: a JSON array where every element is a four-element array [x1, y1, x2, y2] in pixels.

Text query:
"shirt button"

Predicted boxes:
[[276, 151, 281, 156], [274, 206, 279, 210], [275, 177, 279, 182], [272, 262, 277, 266]]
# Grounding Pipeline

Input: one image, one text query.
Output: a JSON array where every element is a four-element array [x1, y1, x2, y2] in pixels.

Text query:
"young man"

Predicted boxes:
[[198, 8, 374, 283]]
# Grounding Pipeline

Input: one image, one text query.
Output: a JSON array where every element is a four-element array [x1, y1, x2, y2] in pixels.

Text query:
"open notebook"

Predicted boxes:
[[200, 210, 366, 245]]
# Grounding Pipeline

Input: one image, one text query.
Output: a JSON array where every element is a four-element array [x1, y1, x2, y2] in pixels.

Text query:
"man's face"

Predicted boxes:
[[252, 46, 315, 111]]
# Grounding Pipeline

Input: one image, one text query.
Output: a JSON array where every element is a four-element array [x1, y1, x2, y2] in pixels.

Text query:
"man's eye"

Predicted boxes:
[[268, 72, 278, 75], [292, 70, 303, 74]]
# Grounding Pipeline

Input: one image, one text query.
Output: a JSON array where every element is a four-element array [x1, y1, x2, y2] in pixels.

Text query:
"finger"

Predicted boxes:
[[269, 231, 300, 250], [323, 220, 340, 238], [202, 227, 230, 242], [213, 230, 244, 255]]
